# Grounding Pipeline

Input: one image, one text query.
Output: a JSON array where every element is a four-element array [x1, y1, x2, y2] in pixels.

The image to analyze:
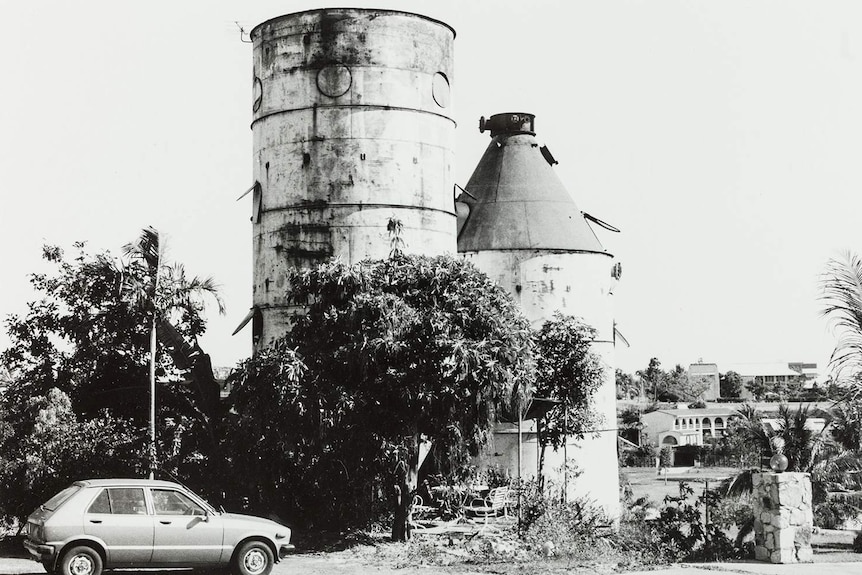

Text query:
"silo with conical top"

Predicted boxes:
[[248, 9, 457, 346], [458, 112, 621, 520]]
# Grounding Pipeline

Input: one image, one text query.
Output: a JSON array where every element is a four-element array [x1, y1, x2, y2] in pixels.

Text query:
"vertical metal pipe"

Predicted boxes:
[[148, 249, 160, 481], [517, 397, 522, 527], [149, 319, 156, 480], [563, 403, 568, 503]]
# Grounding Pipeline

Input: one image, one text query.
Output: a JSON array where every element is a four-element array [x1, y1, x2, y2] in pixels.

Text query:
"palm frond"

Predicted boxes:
[[821, 251, 862, 383], [720, 468, 757, 498], [123, 226, 161, 273], [162, 263, 226, 316]]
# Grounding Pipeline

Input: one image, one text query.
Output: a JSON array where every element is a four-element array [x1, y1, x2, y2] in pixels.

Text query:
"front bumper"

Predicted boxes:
[[278, 543, 296, 559], [23, 538, 55, 563]]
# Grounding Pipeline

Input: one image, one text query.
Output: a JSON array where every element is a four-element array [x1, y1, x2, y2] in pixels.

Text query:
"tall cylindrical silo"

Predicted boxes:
[[458, 113, 621, 520], [249, 9, 457, 345]]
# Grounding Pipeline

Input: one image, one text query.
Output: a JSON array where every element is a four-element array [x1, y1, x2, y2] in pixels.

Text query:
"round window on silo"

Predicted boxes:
[[432, 72, 450, 108], [317, 64, 352, 98], [252, 76, 263, 112]]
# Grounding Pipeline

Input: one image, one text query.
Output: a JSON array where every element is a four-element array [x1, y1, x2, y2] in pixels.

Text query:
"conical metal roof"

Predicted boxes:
[[457, 113, 606, 254]]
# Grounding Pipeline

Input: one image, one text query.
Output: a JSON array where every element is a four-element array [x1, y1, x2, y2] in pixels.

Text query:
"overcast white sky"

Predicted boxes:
[[2, 1, 861, 376]]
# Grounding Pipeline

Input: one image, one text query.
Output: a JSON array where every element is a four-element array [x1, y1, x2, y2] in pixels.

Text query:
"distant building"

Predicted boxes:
[[642, 406, 738, 448], [688, 362, 720, 401], [641, 403, 830, 456], [720, 362, 818, 399]]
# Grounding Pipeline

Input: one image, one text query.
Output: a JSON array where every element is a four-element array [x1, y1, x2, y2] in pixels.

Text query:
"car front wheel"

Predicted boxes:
[[233, 541, 273, 575], [60, 546, 102, 575]]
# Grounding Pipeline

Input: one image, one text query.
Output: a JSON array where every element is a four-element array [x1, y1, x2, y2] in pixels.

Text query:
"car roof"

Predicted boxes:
[[75, 478, 184, 489]]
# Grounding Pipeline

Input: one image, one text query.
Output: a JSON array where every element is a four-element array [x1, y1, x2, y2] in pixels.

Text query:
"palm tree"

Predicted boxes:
[[720, 404, 862, 546], [723, 404, 850, 491], [121, 227, 224, 478], [821, 251, 862, 397]]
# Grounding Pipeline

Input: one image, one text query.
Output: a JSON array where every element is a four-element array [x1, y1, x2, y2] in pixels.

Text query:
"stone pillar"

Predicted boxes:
[[752, 472, 813, 563]]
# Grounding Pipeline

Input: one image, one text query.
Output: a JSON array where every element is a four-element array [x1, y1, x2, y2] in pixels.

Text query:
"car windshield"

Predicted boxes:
[[42, 485, 82, 511], [182, 488, 218, 515]]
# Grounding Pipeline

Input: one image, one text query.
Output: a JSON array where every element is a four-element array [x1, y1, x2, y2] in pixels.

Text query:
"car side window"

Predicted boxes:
[[152, 489, 206, 516], [111, 488, 147, 515], [87, 490, 111, 514], [86, 488, 147, 514]]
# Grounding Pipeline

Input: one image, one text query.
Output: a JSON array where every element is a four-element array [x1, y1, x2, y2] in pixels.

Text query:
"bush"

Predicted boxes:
[[615, 482, 746, 564], [814, 500, 861, 530], [517, 479, 612, 557], [0, 389, 146, 525]]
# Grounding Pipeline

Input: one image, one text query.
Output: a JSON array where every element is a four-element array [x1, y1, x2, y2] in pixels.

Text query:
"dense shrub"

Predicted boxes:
[[616, 483, 747, 564], [0, 388, 146, 525], [814, 499, 861, 530], [517, 479, 611, 557]]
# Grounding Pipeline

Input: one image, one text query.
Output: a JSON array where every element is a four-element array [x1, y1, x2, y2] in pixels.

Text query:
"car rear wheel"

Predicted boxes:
[[233, 541, 273, 575], [60, 546, 102, 575]]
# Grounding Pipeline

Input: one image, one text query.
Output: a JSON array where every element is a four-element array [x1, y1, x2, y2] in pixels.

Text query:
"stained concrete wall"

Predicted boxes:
[[465, 249, 620, 520], [250, 9, 457, 345]]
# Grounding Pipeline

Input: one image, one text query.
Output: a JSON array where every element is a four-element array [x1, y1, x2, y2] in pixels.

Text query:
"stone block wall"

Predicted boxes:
[[752, 472, 813, 563]]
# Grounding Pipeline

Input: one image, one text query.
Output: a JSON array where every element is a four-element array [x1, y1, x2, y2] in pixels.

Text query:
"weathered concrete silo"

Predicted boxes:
[[459, 113, 620, 519], [249, 9, 457, 345]]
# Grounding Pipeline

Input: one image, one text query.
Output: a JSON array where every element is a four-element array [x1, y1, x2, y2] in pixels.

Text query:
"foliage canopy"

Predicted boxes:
[[226, 253, 535, 534], [0, 234, 224, 523]]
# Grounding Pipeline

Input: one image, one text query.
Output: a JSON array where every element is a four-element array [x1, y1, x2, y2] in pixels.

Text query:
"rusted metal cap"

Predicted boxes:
[[479, 113, 536, 136]]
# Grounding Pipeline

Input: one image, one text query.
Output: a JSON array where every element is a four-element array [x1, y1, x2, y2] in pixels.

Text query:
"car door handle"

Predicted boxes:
[[89, 520, 102, 524], [159, 520, 172, 524]]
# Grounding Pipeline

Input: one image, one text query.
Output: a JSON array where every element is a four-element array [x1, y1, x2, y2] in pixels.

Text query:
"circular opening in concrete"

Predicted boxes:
[[432, 72, 450, 108], [317, 64, 352, 98], [252, 76, 263, 112]]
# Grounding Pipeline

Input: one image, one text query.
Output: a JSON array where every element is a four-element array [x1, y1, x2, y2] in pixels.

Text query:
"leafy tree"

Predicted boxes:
[[618, 405, 643, 446], [637, 358, 663, 401], [720, 371, 743, 398], [1, 233, 223, 495], [663, 364, 708, 402], [533, 313, 604, 481], [744, 376, 769, 401], [637, 359, 707, 402], [0, 388, 144, 526], [616, 369, 637, 400], [226, 253, 534, 539]]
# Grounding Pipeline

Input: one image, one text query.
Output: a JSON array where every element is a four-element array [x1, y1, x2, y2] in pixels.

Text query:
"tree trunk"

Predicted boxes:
[[391, 479, 410, 541], [390, 434, 431, 541]]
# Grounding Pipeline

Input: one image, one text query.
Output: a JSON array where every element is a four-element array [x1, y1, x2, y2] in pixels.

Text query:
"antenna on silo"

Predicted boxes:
[[235, 22, 252, 43]]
